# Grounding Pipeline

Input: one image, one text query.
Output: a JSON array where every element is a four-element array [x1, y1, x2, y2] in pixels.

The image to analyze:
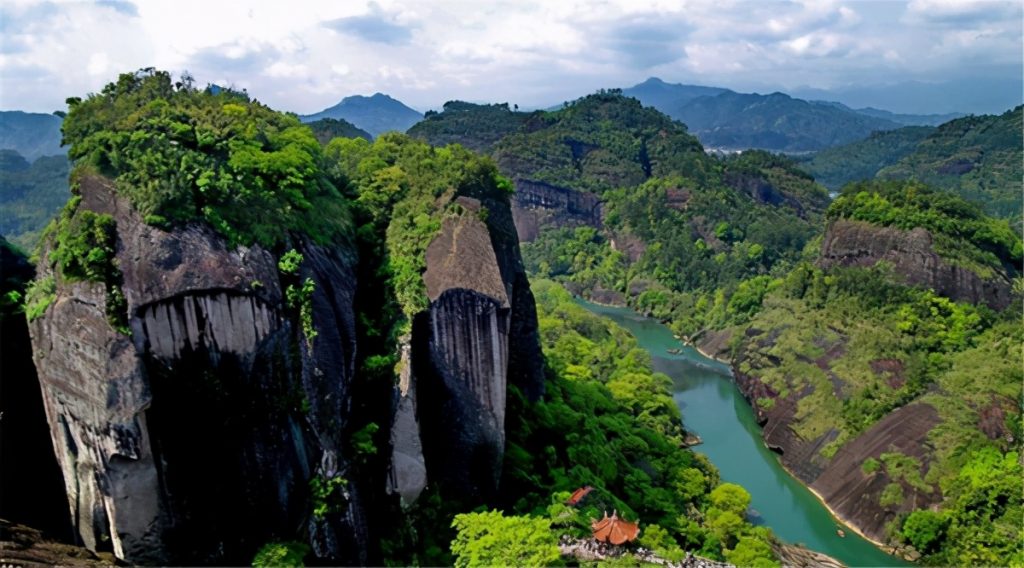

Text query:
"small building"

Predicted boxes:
[[591, 511, 640, 545]]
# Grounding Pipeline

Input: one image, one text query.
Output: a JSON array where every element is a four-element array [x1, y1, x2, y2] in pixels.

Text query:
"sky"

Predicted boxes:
[[1, 0, 1021, 115]]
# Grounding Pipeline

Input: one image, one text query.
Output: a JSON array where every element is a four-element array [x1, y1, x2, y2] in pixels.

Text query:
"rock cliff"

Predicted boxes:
[[511, 179, 602, 242], [819, 219, 1014, 309], [28, 175, 362, 564], [28, 169, 544, 563], [389, 195, 544, 503]]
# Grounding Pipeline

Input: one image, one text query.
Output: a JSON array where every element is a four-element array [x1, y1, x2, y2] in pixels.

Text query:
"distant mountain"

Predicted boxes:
[[852, 107, 962, 127], [0, 149, 71, 250], [622, 77, 731, 111], [877, 105, 1023, 220], [798, 126, 936, 190], [408, 101, 528, 153], [670, 91, 900, 152], [0, 111, 65, 161], [305, 117, 372, 144], [301, 93, 422, 137], [792, 76, 1022, 116]]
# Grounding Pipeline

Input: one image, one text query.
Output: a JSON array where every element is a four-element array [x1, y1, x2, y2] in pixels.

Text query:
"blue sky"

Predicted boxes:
[[0, 0, 1020, 115]]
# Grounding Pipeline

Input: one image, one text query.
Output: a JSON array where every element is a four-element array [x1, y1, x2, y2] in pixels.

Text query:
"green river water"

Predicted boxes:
[[579, 299, 908, 567]]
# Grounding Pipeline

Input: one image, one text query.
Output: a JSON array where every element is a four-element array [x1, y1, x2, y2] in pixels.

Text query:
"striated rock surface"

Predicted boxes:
[[511, 179, 602, 242], [734, 360, 943, 542], [811, 404, 942, 539], [818, 219, 1013, 309], [28, 175, 362, 564], [405, 195, 543, 501]]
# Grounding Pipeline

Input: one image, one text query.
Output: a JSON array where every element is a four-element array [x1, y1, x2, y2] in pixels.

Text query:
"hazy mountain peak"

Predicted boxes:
[[301, 92, 422, 137]]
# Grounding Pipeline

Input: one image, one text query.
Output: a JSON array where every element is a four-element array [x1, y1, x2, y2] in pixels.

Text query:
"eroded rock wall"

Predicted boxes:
[[819, 219, 1014, 309], [29, 176, 362, 564], [511, 179, 602, 242]]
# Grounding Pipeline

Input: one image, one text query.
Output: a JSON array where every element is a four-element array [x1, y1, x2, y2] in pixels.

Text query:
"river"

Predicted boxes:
[[578, 299, 907, 567]]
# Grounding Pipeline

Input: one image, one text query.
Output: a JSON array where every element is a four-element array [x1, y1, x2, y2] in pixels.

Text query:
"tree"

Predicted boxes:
[[450, 510, 561, 568], [725, 536, 780, 568], [710, 483, 751, 516], [901, 510, 947, 554]]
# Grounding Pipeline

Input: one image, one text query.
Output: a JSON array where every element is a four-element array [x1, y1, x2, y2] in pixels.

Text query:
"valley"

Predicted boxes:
[[0, 61, 1021, 568]]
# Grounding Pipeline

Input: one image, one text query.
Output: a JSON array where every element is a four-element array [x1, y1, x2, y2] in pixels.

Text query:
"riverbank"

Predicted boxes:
[[578, 297, 908, 567], [679, 332, 902, 560]]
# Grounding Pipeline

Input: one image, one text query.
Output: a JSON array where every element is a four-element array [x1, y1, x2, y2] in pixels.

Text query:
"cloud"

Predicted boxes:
[[96, 0, 139, 17], [323, 2, 414, 44], [0, 0, 1019, 115], [601, 16, 688, 68], [904, 0, 1021, 26]]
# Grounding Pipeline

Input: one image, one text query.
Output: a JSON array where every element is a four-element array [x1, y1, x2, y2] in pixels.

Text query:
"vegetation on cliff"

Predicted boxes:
[[61, 68, 349, 247], [827, 179, 1022, 277], [324, 132, 512, 324]]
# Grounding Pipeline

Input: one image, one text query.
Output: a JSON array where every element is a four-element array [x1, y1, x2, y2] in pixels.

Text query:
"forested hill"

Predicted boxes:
[[800, 106, 1023, 221], [670, 91, 900, 152], [490, 91, 708, 195], [877, 106, 1023, 220], [305, 117, 372, 144], [797, 126, 936, 191], [0, 150, 70, 250], [407, 101, 529, 153]]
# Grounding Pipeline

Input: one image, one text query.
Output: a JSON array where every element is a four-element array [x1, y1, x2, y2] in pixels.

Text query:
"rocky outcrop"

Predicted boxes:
[[735, 360, 943, 542], [811, 404, 942, 539], [819, 219, 1013, 309], [28, 175, 362, 565], [0, 519, 115, 567], [511, 179, 602, 242], [408, 195, 543, 500]]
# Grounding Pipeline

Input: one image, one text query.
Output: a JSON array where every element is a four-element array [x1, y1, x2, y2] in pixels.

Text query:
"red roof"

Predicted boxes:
[[566, 486, 594, 505], [591, 511, 640, 545]]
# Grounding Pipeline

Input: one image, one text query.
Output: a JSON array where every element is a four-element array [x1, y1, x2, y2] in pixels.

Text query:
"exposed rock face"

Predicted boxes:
[[819, 219, 1013, 309], [400, 196, 544, 501], [812, 404, 942, 539], [28, 175, 362, 564], [387, 337, 427, 505], [511, 179, 602, 242], [734, 361, 943, 542]]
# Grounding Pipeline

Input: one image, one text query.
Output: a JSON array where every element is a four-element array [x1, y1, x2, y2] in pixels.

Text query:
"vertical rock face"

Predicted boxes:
[[28, 176, 362, 564], [511, 179, 602, 242], [390, 196, 543, 502]]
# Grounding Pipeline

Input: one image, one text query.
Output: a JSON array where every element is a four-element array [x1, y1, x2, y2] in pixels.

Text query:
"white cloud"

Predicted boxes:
[[0, 0, 1019, 113]]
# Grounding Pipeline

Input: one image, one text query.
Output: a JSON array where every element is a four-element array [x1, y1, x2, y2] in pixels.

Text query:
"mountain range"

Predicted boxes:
[[622, 78, 963, 152]]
